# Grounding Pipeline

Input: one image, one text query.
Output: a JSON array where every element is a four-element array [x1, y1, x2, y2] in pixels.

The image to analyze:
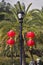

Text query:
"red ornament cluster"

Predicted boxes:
[[6, 30, 16, 46], [26, 32, 35, 38], [26, 32, 35, 47], [7, 38, 15, 46], [7, 30, 16, 37], [27, 39, 35, 46]]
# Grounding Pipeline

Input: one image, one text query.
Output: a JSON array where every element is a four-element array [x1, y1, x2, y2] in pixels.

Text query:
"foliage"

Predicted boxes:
[[0, 1, 43, 64]]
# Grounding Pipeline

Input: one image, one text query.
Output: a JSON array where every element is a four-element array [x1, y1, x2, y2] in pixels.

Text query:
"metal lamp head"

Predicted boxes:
[[18, 11, 24, 20]]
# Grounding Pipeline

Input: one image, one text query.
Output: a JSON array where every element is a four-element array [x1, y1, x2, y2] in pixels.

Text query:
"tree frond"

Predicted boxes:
[[26, 3, 32, 13]]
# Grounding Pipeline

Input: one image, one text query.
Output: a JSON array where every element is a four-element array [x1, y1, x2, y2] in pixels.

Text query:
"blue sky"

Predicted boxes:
[[0, 0, 43, 9]]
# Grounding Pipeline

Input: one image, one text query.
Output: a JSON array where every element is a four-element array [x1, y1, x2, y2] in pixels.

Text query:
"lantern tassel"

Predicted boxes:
[[30, 46, 32, 50], [10, 45, 12, 51], [29, 37, 32, 40]]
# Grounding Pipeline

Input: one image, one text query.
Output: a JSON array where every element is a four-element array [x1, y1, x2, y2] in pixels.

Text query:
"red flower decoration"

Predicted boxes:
[[26, 32, 35, 38], [7, 30, 16, 37], [7, 38, 15, 46], [27, 40, 35, 46]]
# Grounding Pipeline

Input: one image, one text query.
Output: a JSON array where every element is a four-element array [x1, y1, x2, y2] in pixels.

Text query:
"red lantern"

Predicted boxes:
[[26, 32, 35, 38], [7, 30, 16, 37], [27, 40, 35, 46], [7, 38, 15, 46]]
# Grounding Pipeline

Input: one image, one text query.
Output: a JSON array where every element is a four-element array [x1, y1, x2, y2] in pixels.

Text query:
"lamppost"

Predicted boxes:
[[18, 11, 24, 65]]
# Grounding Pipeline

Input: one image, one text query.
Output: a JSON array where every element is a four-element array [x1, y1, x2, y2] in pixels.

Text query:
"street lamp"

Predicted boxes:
[[18, 11, 24, 65], [18, 11, 24, 21]]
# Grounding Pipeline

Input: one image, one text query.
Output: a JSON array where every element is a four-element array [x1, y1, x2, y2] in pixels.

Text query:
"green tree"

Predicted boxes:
[[0, 1, 43, 64]]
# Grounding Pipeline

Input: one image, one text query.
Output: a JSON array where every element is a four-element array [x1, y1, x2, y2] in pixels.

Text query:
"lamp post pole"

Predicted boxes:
[[20, 20, 23, 65], [18, 11, 24, 65]]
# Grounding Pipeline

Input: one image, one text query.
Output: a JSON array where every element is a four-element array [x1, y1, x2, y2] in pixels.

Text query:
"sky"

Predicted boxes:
[[0, 0, 43, 10]]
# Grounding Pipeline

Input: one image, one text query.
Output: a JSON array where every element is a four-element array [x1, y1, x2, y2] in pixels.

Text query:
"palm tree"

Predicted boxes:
[[0, 1, 32, 65], [0, 1, 43, 64], [11, 1, 43, 65]]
